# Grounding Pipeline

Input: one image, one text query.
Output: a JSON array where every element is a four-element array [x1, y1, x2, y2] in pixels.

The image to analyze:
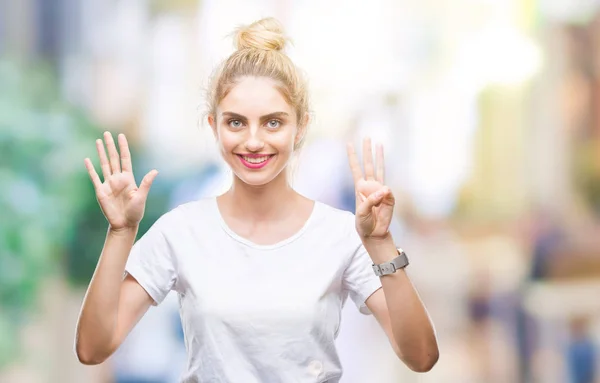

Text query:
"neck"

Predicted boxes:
[[221, 171, 299, 221]]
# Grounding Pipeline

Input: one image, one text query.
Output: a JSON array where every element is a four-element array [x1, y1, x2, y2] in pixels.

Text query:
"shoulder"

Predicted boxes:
[[316, 202, 354, 224], [313, 202, 360, 241], [151, 197, 218, 231]]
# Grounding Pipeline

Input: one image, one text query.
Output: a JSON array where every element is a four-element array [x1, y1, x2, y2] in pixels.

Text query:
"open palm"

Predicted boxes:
[[84, 132, 158, 231], [347, 138, 395, 239]]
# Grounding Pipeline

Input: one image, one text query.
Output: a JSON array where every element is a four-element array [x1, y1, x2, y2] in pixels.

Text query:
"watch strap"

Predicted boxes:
[[372, 249, 409, 276]]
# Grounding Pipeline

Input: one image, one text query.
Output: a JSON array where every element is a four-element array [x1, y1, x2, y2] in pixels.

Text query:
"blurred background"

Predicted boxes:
[[1, 0, 600, 382]]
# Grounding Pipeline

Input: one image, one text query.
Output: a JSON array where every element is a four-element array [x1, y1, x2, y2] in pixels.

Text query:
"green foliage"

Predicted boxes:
[[0, 58, 170, 367], [0, 59, 100, 365]]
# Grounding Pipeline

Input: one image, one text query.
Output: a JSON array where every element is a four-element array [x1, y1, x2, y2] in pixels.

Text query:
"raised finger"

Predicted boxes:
[[104, 131, 121, 174], [376, 143, 385, 183], [84, 158, 102, 190], [363, 137, 374, 180], [96, 139, 111, 180], [118, 134, 132, 172], [346, 142, 364, 183]]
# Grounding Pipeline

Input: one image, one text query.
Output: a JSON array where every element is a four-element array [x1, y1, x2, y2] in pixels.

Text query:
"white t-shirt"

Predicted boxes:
[[125, 197, 383, 383]]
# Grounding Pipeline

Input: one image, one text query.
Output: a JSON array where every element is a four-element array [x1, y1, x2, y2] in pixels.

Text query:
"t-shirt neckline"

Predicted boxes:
[[212, 196, 321, 250]]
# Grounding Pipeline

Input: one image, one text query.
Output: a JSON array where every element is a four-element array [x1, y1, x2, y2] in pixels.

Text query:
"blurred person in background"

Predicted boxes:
[[567, 316, 597, 383], [73, 17, 438, 382]]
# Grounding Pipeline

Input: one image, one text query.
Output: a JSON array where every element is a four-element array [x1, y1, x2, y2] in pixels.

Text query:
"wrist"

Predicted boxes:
[[363, 235, 398, 264], [108, 225, 139, 237], [362, 232, 394, 248]]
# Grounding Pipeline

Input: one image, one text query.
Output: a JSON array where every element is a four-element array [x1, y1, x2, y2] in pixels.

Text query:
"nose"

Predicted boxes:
[[244, 126, 265, 152]]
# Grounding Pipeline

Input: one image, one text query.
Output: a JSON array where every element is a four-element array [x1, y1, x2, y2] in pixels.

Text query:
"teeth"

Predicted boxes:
[[243, 155, 270, 164]]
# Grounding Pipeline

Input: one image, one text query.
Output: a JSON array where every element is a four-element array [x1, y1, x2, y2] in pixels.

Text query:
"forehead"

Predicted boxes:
[[218, 76, 293, 116]]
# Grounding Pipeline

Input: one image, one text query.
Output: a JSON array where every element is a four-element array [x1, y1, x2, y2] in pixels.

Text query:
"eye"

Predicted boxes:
[[228, 119, 243, 129], [266, 119, 281, 129]]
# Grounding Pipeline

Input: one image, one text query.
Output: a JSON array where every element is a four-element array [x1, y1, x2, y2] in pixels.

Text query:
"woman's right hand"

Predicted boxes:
[[84, 132, 158, 231]]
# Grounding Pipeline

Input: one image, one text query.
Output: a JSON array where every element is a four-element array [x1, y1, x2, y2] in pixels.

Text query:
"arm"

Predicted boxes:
[[75, 226, 153, 365], [75, 132, 158, 364], [346, 138, 438, 372], [364, 238, 438, 372]]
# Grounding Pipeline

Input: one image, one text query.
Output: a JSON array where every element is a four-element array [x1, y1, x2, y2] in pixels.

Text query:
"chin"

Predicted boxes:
[[231, 167, 286, 187], [235, 173, 274, 187]]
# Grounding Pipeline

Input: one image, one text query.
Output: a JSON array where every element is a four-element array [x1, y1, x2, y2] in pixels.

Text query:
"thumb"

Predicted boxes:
[[138, 169, 158, 197], [356, 188, 386, 218]]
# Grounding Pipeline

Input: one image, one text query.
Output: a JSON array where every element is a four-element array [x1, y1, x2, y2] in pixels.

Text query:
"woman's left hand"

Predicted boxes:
[[347, 138, 395, 240]]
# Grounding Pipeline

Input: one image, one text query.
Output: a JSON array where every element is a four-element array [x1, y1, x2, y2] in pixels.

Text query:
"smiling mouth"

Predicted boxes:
[[236, 154, 275, 169], [237, 154, 274, 164]]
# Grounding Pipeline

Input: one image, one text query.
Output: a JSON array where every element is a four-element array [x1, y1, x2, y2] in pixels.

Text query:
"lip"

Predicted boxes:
[[236, 154, 275, 169]]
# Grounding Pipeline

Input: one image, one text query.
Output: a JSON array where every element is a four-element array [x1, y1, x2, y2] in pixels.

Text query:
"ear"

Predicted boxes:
[[208, 114, 218, 139]]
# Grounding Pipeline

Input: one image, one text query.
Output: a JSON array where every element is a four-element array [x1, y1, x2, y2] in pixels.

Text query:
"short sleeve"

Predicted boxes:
[[125, 213, 177, 306], [342, 217, 382, 315]]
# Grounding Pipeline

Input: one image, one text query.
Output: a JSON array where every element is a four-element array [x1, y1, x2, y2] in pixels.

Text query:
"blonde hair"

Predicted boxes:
[[207, 17, 310, 149]]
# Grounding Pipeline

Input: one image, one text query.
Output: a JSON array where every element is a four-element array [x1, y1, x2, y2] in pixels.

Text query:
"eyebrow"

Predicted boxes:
[[221, 111, 290, 121]]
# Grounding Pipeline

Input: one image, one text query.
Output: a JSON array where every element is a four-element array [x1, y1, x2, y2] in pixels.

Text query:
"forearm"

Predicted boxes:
[[75, 226, 137, 360], [380, 269, 438, 369], [364, 237, 439, 371]]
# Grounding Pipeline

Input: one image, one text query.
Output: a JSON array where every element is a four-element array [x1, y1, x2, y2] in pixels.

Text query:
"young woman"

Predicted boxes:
[[75, 17, 438, 382]]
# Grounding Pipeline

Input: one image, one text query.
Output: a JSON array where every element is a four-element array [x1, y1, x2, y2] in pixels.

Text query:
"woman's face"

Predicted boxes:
[[209, 76, 303, 187]]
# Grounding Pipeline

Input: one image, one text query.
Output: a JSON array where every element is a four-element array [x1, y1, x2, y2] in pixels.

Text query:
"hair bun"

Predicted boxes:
[[234, 17, 288, 51]]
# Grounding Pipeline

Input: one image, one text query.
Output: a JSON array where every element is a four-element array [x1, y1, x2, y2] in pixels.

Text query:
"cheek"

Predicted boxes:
[[277, 135, 295, 152], [214, 126, 297, 155], [275, 128, 297, 152], [216, 129, 236, 150]]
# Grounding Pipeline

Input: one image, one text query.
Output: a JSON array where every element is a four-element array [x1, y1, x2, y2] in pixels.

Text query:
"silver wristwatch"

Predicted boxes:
[[372, 248, 409, 277]]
